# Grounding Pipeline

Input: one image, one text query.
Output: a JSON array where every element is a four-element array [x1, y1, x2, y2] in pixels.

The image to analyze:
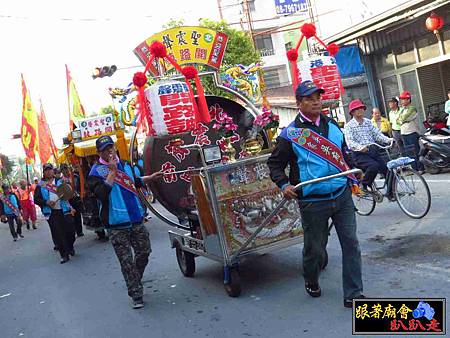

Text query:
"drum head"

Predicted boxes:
[[141, 96, 268, 218], [56, 184, 74, 200]]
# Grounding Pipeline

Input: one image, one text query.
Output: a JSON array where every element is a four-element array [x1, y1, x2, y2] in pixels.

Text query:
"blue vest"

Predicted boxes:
[[90, 162, 144, 227], [3, 193, 20, 216], [38, 180, 72, 216], [280, 120, 348, 201]]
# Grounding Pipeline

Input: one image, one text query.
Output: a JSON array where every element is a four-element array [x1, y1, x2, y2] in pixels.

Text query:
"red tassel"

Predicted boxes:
[[194, 75, 210, 123], [286, 49, 300, 93], [290, 61, 300, 93], [294, 35, 304, 52], [136, 86, 154, 136]]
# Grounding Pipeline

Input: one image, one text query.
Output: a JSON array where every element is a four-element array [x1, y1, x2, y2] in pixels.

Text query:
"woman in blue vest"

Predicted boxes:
[[0, 183, 24, 241], [34, 163, 76, 264]]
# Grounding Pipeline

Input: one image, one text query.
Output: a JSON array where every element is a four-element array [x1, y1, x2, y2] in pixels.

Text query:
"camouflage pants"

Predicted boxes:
[[109, 223, 151, 299]]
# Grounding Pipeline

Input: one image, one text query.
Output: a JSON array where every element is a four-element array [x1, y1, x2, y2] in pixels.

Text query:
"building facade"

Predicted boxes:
[[325, 0, 450, 127]]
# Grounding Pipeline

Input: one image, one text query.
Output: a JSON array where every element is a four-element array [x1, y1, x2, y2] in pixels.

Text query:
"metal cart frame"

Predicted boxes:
[[131, 130, 360, 296]]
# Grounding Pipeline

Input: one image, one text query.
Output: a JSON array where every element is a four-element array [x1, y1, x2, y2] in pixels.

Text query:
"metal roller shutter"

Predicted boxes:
[[418, 63, 445, 115]]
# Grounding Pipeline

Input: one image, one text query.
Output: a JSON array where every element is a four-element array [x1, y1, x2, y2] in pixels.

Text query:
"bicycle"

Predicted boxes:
[[352, 141, 431, 219]]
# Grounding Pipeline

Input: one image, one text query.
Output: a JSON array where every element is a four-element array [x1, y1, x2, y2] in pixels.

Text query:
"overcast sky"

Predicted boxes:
[[0, 0, 220, 157], [0, 0, 408, 159]]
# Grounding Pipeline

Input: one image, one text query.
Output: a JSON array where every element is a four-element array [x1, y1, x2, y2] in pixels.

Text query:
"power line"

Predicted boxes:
[[0, 13, 154, 22]]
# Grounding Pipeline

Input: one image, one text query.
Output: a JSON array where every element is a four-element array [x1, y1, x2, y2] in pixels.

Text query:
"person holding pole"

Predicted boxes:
[[267, 81, 364, 308]]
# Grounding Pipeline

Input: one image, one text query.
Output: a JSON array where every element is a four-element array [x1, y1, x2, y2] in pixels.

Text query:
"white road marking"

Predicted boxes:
[[0, 293, 11, 299]]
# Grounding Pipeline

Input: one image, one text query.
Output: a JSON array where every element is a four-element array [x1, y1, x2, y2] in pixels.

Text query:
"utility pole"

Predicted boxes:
[[217, 0, 223, 20], [242, 0, 256, 49]]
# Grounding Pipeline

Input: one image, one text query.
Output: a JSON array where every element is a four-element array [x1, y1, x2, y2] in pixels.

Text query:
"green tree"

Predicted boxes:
[[0, 154, 14, 179], [198, 19, 260, 67], [160, 19, 260, 96], [162, 18, 185, 30], [99, 105, 114, 115]]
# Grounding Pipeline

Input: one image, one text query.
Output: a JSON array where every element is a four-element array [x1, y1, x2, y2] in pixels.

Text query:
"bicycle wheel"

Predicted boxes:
[[352, 190, 376, 216], [394, 168, 431, 219]]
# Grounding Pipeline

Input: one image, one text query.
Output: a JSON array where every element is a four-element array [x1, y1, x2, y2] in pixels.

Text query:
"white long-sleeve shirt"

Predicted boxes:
[[344, 118, 391, 151]]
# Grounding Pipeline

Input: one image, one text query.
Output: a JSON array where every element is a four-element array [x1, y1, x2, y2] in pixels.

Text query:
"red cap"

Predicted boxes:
[[399, 91, 411, 99], [348, 99, 366, 114]]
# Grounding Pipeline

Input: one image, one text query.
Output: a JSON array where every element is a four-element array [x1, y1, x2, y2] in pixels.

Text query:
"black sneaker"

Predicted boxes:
[[18, 234, 24, 238], [132, 297, 144, 309], [60, 256, 70, 264], [13, 238, 17, 242], [77, 233, 84, 237], [344, 294, 366, 308], [305, 282, 321, 297]]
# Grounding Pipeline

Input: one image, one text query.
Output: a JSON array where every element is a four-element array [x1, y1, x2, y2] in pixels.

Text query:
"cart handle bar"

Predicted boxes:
[[228, 168, 362, 262]]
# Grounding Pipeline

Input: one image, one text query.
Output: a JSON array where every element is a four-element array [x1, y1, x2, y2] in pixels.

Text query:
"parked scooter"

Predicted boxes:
[[419, 118, 450, 174]]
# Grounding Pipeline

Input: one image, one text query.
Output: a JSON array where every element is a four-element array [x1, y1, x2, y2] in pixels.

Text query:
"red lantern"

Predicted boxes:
[[145, 79, 197, 137], [425, 12, 444, 33]]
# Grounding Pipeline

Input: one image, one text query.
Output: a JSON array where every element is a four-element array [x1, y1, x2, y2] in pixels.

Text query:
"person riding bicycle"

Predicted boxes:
[[344, 99, 393, 193]]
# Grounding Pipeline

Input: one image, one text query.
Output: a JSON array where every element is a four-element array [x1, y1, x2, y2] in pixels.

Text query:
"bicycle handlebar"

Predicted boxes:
[[364, 139, 394, 150]]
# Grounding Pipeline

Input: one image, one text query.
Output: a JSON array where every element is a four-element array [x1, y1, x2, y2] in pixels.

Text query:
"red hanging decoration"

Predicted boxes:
[[133, 40, 212, 135], [425, 12, 444, 33], [327, 43, 340, 57], [149, 41, 167, 58], [286, 22, 341, 95], [301, 23, 316, 39], [181, 66, 198, 80], [286, 49, 300, 91], [133, 72, 147, 88]]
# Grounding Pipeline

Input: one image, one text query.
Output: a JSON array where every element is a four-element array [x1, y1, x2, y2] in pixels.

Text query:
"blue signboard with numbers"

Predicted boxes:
[[274, 0, 308, 15]]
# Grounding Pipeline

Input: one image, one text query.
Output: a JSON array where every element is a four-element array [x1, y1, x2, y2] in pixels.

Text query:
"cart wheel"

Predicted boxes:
[[175, 244, 195, 277], [224, 266, 241, 297], [321, 250, 328, 270]]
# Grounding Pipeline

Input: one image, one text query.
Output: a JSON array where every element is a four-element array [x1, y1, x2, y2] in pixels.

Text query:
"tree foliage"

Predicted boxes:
[[198, 19, 260, 67], [160, 19, 260, 96], [0, 153, 14, 178], [99, 105, 114, 115]]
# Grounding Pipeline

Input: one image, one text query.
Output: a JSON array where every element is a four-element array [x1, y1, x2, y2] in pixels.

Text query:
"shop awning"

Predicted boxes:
[[324, 0, 450, 45]]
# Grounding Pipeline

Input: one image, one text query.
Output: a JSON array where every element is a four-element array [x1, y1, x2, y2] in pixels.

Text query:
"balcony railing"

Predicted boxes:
[[258, 48, 276, 57]]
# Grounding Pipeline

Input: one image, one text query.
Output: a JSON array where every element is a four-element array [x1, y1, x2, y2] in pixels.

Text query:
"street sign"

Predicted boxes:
[[274, 0, 308, 15]]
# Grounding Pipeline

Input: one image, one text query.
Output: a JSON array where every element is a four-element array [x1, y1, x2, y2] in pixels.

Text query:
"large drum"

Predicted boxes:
[[141, 96, 268, 220]]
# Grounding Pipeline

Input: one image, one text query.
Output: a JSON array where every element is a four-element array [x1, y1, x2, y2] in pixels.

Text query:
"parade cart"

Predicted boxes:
[[125, 26, 357, 296]]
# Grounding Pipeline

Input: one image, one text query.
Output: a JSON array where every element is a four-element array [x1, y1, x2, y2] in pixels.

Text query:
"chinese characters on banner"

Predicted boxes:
[[145, 80, 197, 136], [134, 27, 228, 76], [297, 55, 344, 100], [79, 114, 114, 140]]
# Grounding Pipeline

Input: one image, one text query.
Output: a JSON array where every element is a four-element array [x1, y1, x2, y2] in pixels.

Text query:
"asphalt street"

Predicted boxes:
[[1, 173, 449, 338]]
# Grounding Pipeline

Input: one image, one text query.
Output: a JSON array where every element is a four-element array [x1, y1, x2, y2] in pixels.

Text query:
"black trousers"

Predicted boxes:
[[48, 210, 75, 258], [7, 215, 22, 239], [69, 197, 83, 235], [353, 146, 387, 187]]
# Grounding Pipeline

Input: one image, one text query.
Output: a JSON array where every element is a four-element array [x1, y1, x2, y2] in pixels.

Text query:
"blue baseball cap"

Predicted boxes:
[[295, 80, 325, 98], [96, 135, 115, 152]]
